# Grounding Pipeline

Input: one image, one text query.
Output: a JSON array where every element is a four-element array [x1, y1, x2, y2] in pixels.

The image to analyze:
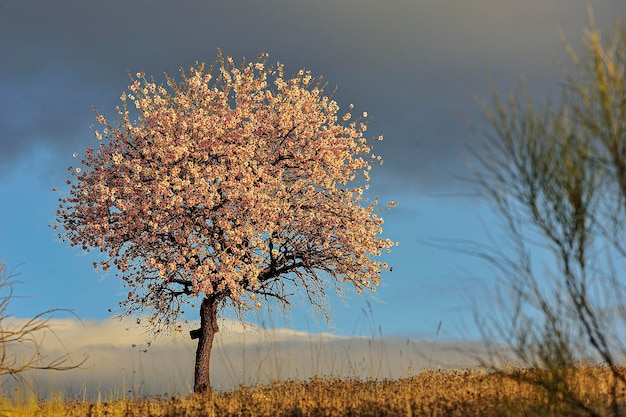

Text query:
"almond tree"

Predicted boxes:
[[54, 53, 396, 393]]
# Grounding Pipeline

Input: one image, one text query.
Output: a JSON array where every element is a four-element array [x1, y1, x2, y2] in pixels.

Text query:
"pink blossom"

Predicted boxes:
[[54, 52, 396, 335]]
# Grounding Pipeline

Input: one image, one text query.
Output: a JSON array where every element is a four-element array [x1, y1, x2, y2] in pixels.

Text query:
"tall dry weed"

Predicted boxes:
[[2, 364, 624, 417]]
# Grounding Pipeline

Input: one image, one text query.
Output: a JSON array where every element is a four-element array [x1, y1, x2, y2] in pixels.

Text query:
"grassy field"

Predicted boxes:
[[1, 364, 624, 417]]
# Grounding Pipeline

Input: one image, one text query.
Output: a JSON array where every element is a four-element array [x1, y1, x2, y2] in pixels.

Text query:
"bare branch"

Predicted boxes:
[[0, 262, 87, 383]]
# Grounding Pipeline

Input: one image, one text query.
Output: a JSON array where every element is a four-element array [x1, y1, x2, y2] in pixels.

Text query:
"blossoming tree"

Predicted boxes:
[[54, 52, 396, 393]]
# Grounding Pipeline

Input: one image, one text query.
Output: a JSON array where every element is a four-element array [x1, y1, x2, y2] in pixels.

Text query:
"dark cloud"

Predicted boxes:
[[1, 0, 623, 189]]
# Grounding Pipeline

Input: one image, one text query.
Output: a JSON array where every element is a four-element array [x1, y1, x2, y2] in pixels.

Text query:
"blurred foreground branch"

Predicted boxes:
[[463, 9, 626, 417], [0, 261, 86, 383]]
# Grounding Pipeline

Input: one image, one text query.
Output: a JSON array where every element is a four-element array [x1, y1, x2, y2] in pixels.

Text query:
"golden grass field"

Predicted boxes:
[[1, 364, 624, 417]]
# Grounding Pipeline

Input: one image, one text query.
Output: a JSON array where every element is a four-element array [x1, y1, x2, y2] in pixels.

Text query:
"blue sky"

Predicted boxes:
[[1, 0, 624, 348]]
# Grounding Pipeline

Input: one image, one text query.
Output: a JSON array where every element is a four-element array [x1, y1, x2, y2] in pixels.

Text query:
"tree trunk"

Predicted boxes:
[[191, 296, 219, 394]]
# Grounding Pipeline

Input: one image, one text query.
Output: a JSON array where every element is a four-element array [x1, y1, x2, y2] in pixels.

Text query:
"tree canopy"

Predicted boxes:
[[54, 52, 396, 336]]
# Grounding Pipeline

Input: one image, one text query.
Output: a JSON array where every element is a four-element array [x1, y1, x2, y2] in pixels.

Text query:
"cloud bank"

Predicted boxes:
[[2, 317, 488, 398]]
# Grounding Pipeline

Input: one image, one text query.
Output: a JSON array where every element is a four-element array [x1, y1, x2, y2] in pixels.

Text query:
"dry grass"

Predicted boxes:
[[1, 364, 624, 417]]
